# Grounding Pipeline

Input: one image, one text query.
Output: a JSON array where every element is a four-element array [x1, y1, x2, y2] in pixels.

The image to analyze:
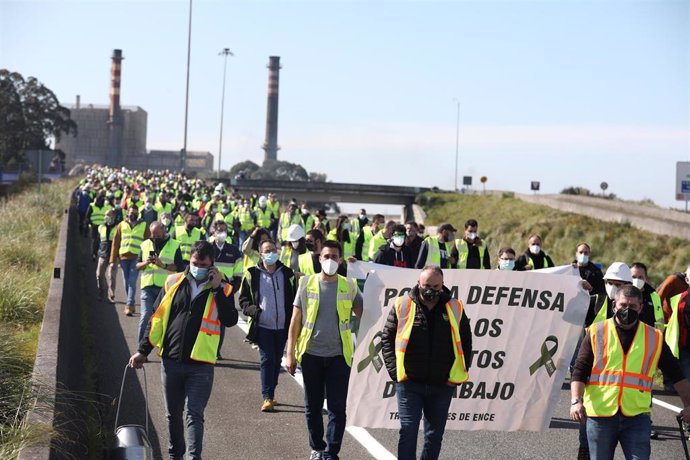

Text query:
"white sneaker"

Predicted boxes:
[[308, 450, 324, 460]]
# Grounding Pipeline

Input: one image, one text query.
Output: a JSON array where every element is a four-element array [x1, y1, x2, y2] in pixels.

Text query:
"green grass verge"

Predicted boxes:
[[0, 178, 77, 458], [419, 192, 690, 287]]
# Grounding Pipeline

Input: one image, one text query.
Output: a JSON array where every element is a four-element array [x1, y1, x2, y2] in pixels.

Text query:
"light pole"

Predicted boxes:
[[217, 48, 234, 179], [453, 98, 460, 191], [181, 0, 193, 172]]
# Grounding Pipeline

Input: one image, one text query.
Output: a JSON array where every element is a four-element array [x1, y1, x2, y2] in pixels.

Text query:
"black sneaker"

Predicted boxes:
[[650, 430, 659, 439]]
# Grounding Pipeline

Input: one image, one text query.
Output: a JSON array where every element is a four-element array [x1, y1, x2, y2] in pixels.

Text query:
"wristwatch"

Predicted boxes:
[[571, 397, 582, 405]]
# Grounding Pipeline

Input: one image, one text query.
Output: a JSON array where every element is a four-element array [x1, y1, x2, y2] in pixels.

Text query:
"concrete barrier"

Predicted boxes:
[[18, 207, 89, 460], [515, 193, 690, 241]]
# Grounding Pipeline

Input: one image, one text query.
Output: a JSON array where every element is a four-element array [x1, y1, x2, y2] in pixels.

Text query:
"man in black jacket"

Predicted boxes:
[[373, 224, 415, 268], [129, 241, 237, 460], [239, 239, 297, 412], [381, 266, 472, 460]]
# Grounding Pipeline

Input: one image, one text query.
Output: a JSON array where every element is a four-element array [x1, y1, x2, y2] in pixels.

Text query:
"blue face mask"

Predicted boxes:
[[499, 259, 515, 271], [262, 252, 279, 266], [189, 265, 209, 280]]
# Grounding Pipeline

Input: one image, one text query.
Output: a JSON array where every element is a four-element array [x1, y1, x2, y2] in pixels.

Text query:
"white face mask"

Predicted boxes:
[[321, 258, 339, 276], [467, 232, 477, 241], [605, 284, 619, 300], [392, 236, 405, 247], [291, 241, 300, 249], [529, 244, 541, 255], [631, 278, 645, 290], [215, 232, 227, 243], [161, 218, 171, 226]]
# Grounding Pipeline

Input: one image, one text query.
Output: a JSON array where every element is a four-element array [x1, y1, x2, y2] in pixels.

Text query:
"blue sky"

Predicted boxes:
[[1, 0, 688, 209]]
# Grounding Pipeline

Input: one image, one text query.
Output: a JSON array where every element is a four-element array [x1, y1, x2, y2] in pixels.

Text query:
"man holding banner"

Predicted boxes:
[[381, 266, 473, 460]]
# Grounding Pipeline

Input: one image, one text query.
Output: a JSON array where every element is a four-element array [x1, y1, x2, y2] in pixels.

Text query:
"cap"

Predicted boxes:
[[286, 224, 305, 242], [604, 262, 632, 283], [438, 223, 457, 233]]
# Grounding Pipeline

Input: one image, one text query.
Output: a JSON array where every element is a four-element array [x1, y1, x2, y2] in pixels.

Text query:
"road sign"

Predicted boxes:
[[480, 176, 488, 183], [600, 182, 608, 191], [677, 162, 690, 201], [531, 181, 540, 191], [463, 176, 472, 186]]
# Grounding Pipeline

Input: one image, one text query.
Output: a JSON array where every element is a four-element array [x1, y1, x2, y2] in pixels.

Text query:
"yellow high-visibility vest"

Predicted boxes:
[[666, 293, 684, 358], [90, 203, 112, 226], [140, 238, 180, 288], [583, 319, 662, 417], [422, 236, 453, 267], [393, 295, 469, 384], [174, 226, 202, 261], [454, 239, 487, 269], [119, 221, 146, 256], [298, 252, 316, 276], [148, 273, 233, 364], [295, 275, 358, 366], [254, 207, 272, 229]]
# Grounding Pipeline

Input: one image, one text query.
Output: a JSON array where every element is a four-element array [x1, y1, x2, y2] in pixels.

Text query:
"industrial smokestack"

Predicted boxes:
[[262, 56, 281, 162], [76, 95, 80, 109], [107, 49, 124, 167]]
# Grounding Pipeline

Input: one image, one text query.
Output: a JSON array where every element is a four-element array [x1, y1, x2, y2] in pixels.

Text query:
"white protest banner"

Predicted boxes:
[[346, 260, 405, 280], [347, 267, 590, 431]]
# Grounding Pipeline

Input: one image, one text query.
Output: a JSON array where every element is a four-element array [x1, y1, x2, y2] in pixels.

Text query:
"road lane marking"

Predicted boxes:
[[653, 397, 681, 413], [235, 316, 396, 459]]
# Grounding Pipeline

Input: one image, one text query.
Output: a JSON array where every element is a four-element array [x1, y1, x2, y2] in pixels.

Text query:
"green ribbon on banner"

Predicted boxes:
[[357, 331, 384, 373], [528, 335, 558, 377]]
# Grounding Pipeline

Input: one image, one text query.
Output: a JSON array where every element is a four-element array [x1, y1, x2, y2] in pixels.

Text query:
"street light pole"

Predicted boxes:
[[217, 48, 234, 179], [181, 0, 193, 172], [453, 98, 460, 191]]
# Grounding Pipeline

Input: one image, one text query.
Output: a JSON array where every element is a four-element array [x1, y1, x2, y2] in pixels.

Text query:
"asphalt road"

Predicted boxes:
[[85, 252, 689, 459]]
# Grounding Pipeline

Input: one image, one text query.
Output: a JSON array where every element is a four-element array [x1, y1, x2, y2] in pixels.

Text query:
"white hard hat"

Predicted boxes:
[[286, 224, 305, 242], [604, 262, 632, 283], [258, 196, 267, 206]]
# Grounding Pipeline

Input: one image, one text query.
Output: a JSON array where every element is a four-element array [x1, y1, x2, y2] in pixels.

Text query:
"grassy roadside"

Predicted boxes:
[[419, 192, 690, 287], [0, 177, 77, 458]]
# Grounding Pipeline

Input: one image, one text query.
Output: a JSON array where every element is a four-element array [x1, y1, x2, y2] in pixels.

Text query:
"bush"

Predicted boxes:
[[561, 186, 591, 196]]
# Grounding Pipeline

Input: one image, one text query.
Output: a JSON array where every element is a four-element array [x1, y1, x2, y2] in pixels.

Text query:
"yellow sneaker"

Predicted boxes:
[[271, 398, 278, 406], [261, 399, 274, 412]]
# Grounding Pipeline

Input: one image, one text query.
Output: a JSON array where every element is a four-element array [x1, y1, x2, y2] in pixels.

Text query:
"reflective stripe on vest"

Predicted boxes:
[[393, 295, 469, 384], [175, 226, 201, 261], [98, 224, 116, 241], [238, 208, 254, 231], [666, 293, 682, 358], [119, 221, 146, 256], [583, 319, 662, 417], [454, 239, 487, 269], [148, 273, 233, 364], [295, 275, 358, 366], [140, 238, 180, 288]]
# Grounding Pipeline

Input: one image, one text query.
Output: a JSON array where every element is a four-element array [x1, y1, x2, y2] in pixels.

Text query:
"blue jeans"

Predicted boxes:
[[586, 412, 651, 460], [119, 259, 139, 307], [138, 286, 161, 343], [257, 327, 288, 399], [161, 358, 214, 460], [300, 353, 351, 460], [396, 381, 455, 460]]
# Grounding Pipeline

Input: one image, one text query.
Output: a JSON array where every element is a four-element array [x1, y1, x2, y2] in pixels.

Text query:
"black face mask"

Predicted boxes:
[[420, 287, 440, 302], [305, 242, 315, 252], [129, 213, 138, 221], [615, 308, 639, 326]]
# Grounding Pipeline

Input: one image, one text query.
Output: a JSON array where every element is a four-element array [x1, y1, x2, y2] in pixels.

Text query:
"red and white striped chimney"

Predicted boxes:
[[109, 49, 123, 121]]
